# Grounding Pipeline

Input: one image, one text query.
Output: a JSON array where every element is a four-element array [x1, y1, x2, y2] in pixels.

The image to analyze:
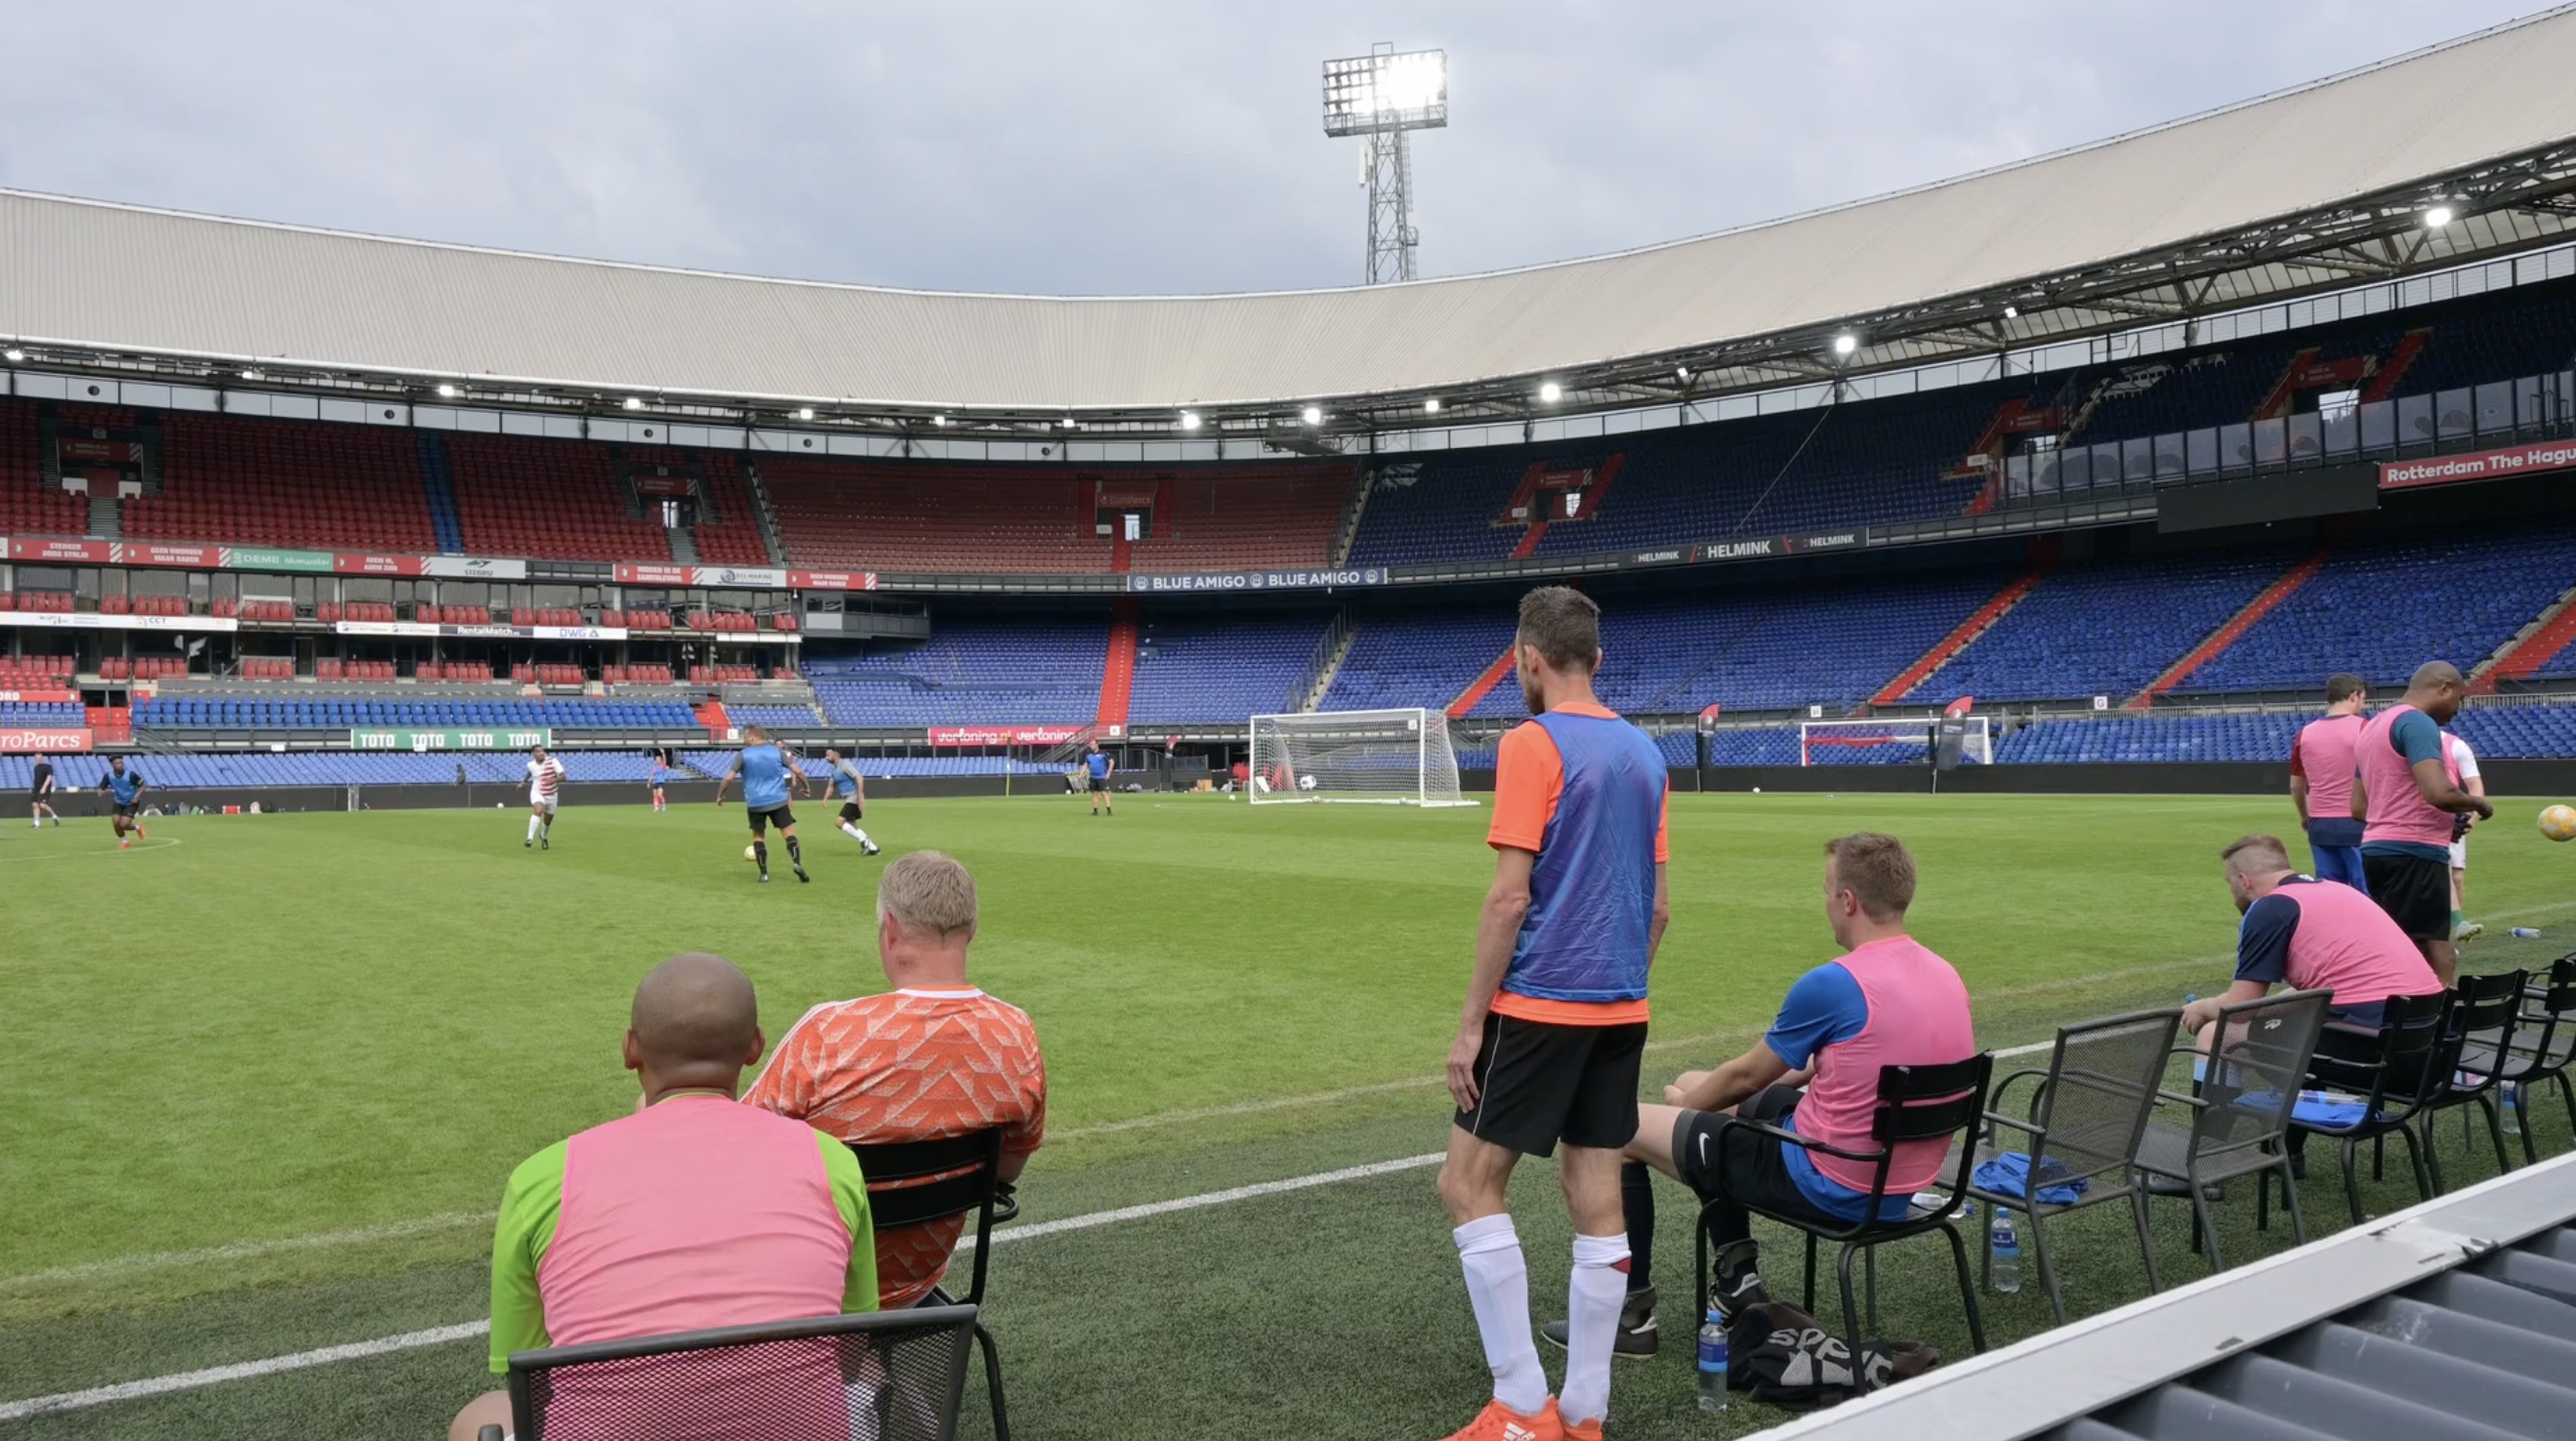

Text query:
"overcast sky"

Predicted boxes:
[[0, 2, 2549, 297]]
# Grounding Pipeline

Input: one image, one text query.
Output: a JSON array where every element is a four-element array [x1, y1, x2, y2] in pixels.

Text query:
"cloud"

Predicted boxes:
[[0, 1, 2543, 295]]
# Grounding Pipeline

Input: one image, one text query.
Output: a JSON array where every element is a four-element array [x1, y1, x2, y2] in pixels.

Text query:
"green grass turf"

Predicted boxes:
[[3, 791, 2572, 1438]]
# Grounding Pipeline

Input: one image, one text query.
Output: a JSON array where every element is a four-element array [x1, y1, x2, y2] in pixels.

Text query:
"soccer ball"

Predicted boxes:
[[2540, 804, 2576, 843], [743, 844, 760, 861]]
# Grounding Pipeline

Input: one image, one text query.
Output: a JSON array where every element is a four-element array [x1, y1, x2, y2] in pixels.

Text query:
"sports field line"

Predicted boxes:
[[0, 1153, 1447, 1421]]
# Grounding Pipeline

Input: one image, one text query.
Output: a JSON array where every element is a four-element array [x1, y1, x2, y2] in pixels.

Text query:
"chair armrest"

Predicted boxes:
[[1979, 1109, 2047, 1142], [2152, 1087, 2211, 1110]]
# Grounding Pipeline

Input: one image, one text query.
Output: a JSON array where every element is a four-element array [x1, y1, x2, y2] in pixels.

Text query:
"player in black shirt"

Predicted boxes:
[[28, 753, 61, 827]]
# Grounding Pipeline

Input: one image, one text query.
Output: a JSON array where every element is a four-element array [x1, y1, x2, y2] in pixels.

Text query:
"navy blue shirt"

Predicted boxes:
[[1085, 752, 1111, 780]]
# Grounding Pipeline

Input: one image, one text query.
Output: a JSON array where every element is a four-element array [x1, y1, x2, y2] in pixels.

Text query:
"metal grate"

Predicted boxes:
[[513, 1306, 976, 1441]]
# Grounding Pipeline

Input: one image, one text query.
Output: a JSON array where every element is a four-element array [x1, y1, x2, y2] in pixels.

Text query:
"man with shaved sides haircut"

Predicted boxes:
[[449, 953, 878, 1441], [2349, 661, 2491, 985]]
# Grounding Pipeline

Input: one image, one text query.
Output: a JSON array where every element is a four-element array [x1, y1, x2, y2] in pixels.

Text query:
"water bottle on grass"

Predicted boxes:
[[1697, 1308, 1730, 1413], [1990, 1210, 2022, 1294]]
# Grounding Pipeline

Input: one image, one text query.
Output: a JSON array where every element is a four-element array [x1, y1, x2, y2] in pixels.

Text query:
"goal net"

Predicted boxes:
[[1798, 716, 1992, 768], [1247, 708, 1475, 805]]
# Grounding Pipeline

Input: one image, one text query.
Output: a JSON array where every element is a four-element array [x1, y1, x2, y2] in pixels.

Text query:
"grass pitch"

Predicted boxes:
[[3, 791, 2571, 1439]]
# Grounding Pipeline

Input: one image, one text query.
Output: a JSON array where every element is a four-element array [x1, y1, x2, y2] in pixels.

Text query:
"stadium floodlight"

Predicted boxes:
[[2425, 204, 2455, 227], [2002, 305, 2019, 319], [2, 349, 21, 362], [435, 383, 458, 398], [1180, 410, 1201, 431], [1833, 333, 1859, 356], [1676, 365, 1690, 382], [1302, 405, 1323, 426], [623, 396, 644, 410], [1324, 46, 1446, 284], [1249, 708, 1475, 806], [240, 367, 263, 381], [1537, 380, 1562, 403], [933, 413, 948, 427], [1424, 396, 1441, 413], [796, 406, 815, 421]]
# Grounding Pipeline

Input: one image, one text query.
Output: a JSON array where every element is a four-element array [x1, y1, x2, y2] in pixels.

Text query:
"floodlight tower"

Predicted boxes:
[[1323, 45, 1446, 284]]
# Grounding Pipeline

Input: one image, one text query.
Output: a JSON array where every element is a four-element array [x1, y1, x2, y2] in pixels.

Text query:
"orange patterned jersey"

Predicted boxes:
[[743, 988, 1046, 1308]]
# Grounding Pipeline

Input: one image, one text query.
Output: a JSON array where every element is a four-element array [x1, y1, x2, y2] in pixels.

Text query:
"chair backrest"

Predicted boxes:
[[851, 1129, 1006, 1304], [2024, 1009, 2183, 1186], [508, 1303, 978, 1441], [2193, 988, 2332, 1161], [1867, 1052, 1995, 1202], [2308, 989, 2450, 1112], [2518, 956, 2576, 1072], [2445, 968, 2529, 1096]]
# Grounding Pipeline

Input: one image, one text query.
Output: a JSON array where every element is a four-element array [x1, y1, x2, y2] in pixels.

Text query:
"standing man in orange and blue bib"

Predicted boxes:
[[1433, 586, 1669, 1441], [2350, 661, 2491, 986]]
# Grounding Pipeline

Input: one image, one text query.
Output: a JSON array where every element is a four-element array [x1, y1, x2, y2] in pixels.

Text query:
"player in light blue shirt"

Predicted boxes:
[[715, 726, 810, 884], [820, 748, 881, 856], [1084, 739, 1115, 817], [100, 757, 148, 849]]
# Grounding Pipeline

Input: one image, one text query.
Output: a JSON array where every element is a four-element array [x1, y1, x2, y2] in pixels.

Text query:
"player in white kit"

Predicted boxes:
[[524, 745, 567, 849]]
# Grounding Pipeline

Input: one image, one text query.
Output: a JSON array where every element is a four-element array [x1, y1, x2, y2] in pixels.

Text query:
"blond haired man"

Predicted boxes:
[[746, 850, 1047, 1308]]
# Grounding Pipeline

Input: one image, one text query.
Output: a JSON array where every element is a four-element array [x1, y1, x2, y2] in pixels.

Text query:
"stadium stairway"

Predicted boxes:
[[2470, 581, 2576, 693], [2130, 550, 2330, 707], [416, 432, 465, 554], [1096, 598, 1139, 731], [1446, 645, 1519, 720], [694, 699, 731, 739], [88, 704, 130, 742], [1868, 572, 2042, 707]]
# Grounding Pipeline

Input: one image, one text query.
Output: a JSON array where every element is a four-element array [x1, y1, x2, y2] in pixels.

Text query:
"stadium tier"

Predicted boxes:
[[0, 701, 84, 725], [134, 412, 436, 553], [1, 398, 87, 536], [130, 697, 701, 729], [808, 613, 1111, 724], [722, 703, 827, 728], [444, 431, 673, 563], [1129, 608, 1333, 723], [2172, 522, 2576, 694], [1905, 549, 2304, 705]]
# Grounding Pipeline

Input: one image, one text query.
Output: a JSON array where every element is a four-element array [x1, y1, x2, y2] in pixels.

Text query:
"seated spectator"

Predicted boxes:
[[747, 850, 1046, 1309], [1548, 834, 1974, 1352], [449, 953, 876, 1441], [2181, 834, 2443, 1039]]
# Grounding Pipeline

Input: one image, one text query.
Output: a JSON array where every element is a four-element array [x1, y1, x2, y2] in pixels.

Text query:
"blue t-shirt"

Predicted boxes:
[[1762, 964, 1914, 1222], [2359, 710, 2451, 862], [1085, 752, 1111, 780], [737, 745, 791, 809], [103, 766, 145, 804]]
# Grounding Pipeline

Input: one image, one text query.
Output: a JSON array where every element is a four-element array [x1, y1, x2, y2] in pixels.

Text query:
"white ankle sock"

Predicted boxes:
[[1454, 1214, 1549, 1416], [525, 815, 540, 842], [1560, 1232, 1631, 1425]]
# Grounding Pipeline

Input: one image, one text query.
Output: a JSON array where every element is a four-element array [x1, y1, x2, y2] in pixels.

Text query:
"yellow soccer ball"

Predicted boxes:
[[2540, 804, 2576, 843], [743, 844, 760, 861]]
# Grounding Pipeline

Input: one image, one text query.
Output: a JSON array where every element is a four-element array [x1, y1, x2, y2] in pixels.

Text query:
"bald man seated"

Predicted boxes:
[[449, 954, 878, 1441]]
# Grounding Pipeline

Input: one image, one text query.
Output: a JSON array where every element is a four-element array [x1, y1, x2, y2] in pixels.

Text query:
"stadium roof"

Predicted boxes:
[[6, 8, 2576, 441]]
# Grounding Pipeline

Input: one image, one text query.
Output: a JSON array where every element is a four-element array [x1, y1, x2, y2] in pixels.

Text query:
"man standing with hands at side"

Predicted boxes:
[[2350, 661, 2491, 985], [1433, 586, 1669, 1441]]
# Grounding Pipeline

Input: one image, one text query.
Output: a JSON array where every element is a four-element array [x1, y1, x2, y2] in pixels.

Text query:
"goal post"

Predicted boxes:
[[1247, 708, 1476, 806], [1797, 716, 1992, 768]]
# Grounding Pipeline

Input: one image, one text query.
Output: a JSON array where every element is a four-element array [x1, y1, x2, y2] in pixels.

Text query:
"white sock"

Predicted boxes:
[[841, 822, 865, 843], [1561, 1233, 1631, 1426], [1454, 1215, 1549, 1416], [525, 815, 540, 842]]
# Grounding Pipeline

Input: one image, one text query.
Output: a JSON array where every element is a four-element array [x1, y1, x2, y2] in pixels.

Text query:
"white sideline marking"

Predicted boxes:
[[1, 1211, 499, 1289], [0, 1154, 1445, 1420]]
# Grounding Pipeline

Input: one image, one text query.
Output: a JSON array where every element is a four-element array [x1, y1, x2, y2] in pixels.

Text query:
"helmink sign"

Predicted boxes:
[[2380, 439, 2576, 491]]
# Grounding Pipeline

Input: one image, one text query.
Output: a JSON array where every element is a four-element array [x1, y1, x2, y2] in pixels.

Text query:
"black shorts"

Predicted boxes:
[[1087, 777, 1108, 793], [1453, 1012, 1647, 1157], [2363, 850, 2450, 941], [112, 803, 139, 820], [838, 800, 863, 824], [1671, 1086, 1846, 1228], [748, 803, 795, 834]]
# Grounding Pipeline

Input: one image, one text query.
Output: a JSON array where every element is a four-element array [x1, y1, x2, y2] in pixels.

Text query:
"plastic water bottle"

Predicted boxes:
[[2512, 927, 2543, 940], [1989, 1210, 2022, 1294], [1697, 1308, 1730, 1413]]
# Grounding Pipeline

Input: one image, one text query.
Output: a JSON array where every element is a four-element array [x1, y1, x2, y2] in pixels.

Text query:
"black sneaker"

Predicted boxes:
[[793, 864, 810, 884], [1710, 1240, 1770, 1321], [862, 843, 881, 856], [540, 836, 549, 850], [1542, 1285, 1659, 1358], [758, 872, 770, 884]]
